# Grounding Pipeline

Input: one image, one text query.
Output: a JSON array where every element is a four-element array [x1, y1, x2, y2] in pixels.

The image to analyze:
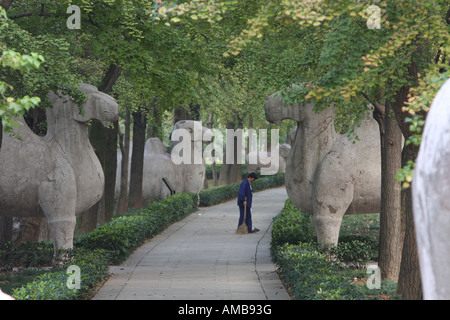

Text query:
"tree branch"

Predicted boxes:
[[9, 11, 51, 19], [0, 0, 14, 11], [360, 91, 385, 116], [98, 63, 122, 93]]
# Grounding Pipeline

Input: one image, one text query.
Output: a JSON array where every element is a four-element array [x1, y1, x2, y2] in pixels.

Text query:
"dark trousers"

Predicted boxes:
[[238, 205, 252, 232]]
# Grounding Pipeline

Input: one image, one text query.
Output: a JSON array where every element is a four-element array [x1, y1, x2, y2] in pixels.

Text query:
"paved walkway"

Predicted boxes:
[[93, 186, 290, 300]]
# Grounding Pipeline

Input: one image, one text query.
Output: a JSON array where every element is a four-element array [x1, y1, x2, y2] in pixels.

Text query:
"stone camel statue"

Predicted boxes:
[[413, 78, 450, 299], [0, 83, 118, 255], [264, 91, 381, 245]]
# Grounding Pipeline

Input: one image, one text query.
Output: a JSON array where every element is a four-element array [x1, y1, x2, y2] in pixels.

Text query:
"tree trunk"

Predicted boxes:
[[103, 121, 118, 222], [378, 102, 404, 281], [97, 63, 121, 223], [212, 164, 218, 187], [0, 0, 14, 11], [0, 122, 10, 244], [207, 113, 219, 186], [397, 143, 422, 299], [116, 108, 131, 215], [146, 98, 162, 139], [189, 103, 200, 121], [391, 58, 423, 300], [174, 106, 188, 124], [128, 109, 146, 209], [219, 120, 242, 185]]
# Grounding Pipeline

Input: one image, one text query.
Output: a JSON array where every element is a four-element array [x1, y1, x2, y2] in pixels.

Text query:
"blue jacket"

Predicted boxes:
[[237, 178, 253, 208]]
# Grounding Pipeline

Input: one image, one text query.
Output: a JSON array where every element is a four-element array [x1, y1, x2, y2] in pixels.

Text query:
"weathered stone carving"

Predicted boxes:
[[265, 91, 381, 245], [142, 137, 180, 205], [170, 120, 207, 195], [413, 78, 450, 299], [288, 126, 297, 145], [116, 120, 207, 205], [0, 84, 118, 254]]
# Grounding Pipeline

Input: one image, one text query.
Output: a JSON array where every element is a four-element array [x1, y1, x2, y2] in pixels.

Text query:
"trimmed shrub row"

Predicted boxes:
[[199, 173, 285, 206], [12, 248, 111, 300], [270, 198, 316, 250], [11, 193, 197, 300], [275, 243, 366, 300], [271, 199, 378, 300]]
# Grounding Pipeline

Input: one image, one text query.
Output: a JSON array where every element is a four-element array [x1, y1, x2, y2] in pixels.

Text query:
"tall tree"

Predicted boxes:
[[128, 107, 147, 209]]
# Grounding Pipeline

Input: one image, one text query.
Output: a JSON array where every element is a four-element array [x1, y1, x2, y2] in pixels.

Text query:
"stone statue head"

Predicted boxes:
[[279, 143, 291, 158], [264, 86, 335, 126], [48, 83, 118, 127]]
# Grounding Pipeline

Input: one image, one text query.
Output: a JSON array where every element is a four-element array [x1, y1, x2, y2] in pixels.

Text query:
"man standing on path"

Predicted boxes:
[[237, 172, 260, 233]]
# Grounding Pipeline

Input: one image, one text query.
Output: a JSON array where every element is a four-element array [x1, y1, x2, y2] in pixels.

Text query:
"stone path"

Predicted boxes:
[[93, 186, 290, 300]]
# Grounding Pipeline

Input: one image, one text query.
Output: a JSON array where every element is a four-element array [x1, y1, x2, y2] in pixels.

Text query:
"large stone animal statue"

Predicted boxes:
[[413, 78, 450, 300], [0, 84, 118, 254], [142, 137, 180, 205], [116, 120, 208, 205], [170, 120, 208, 195], [265, 92, 381, 245]]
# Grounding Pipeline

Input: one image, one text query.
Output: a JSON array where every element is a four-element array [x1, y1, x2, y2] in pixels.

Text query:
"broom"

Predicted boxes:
[[236, 204, 248, 234]]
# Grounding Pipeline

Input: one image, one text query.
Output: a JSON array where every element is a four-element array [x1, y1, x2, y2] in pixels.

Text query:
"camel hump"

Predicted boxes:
[[145, 138, 167, 155], [2, 117, 40, 145], [78, 83, 98, 94]]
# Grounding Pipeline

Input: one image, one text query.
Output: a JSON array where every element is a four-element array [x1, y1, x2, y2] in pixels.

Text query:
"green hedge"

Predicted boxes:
[[271, 199, 378, 300], [199, 173, 285, 206], [270, 198, 316, 251], [11, 193, 197, 300], [12, 248, 111, 300], [275, 243, 365, 300]]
